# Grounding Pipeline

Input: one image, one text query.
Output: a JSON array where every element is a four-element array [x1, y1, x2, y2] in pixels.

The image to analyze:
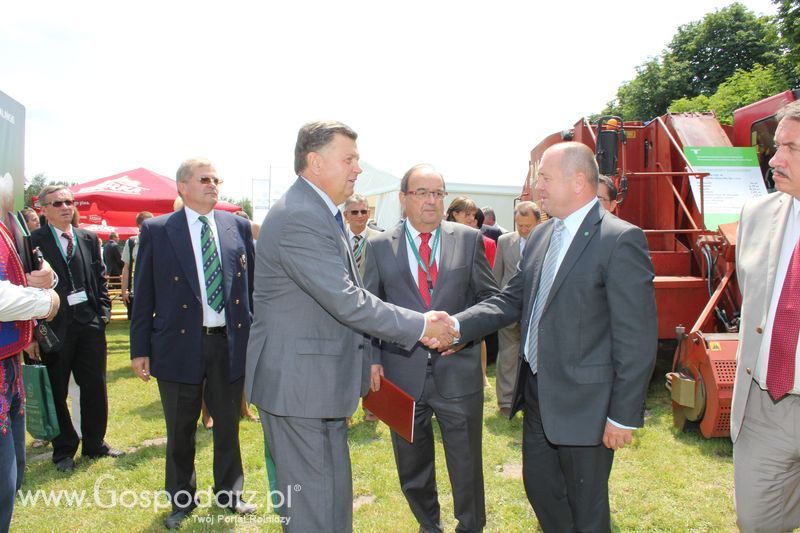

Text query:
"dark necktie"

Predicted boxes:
[[767, 236, 800, 400], [525, 219, 565, 373], [334, 210, 345, 234], [353, 234, 364, 270], [198, 216, 225, 313], [418, 232, 438, 307], [62, 232, 73, 261]]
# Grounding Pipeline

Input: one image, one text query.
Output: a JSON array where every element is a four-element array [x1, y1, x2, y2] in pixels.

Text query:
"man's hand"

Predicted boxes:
[[602, 421, 634, 450], [24, 340, 40, 362], [122, 289, 131, 304], [27, 259, 55, 289], [371, 364, 384, 392], [131, 357, 151, 382], [420, 310, 458, 349]]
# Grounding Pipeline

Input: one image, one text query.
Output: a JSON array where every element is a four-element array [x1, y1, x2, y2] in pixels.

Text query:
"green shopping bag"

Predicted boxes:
[[22, 364, 60, 441]]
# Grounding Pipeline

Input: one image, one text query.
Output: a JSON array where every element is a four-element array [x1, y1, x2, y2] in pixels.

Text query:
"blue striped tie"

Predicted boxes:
[[199, 215, 224, 313], [525, 219, 565, 373]]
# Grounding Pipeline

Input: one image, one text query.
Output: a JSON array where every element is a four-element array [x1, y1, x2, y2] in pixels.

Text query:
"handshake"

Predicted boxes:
[[420, 311, 460, 351]]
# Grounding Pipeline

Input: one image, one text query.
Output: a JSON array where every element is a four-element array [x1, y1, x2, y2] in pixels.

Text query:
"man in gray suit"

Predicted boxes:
[[492, 201, 541, 417], [363, 164, 498, 532], [344, 193, 381, 280], [245, 121, 457, 532], [444, 142, 657, 531], [732, 100, 800, 532]]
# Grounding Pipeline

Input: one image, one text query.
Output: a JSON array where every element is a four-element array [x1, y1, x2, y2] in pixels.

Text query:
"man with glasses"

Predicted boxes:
[[597, 175, 619, 213], [130, 158, 256, 528], [343, 194, 380, 280], [30, 185, 120, 473], [363, 164, 498, 532]]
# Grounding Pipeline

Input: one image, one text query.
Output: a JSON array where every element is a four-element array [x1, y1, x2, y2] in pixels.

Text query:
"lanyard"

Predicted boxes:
[[404, 223, 441, 291]]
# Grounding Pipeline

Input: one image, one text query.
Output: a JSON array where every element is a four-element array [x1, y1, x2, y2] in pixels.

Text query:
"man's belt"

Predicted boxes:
[[202, 326, 227, 336]]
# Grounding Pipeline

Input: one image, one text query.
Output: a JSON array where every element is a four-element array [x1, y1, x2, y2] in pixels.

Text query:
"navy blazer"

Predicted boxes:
[[130, 209, 255, 384]]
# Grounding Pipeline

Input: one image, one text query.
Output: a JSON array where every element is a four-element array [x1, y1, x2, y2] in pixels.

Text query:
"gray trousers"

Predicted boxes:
[[734, 379, 800, 532], [495, 322, 520, 409], [259, 410, 352, 533]]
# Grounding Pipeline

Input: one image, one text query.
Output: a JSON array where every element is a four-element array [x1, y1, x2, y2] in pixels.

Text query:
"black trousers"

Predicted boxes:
[[522, 370, 614, 533], [42, 320, 109, 462], [391, 366, 485, 533], [157, 333, 244, 511]]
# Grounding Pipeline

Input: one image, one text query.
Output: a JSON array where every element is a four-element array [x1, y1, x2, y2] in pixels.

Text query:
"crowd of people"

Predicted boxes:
[[2, 102, 800, 532]]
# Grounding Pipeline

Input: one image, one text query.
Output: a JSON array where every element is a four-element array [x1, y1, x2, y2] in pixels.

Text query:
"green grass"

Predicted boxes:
[[12, 322, 736, 532]]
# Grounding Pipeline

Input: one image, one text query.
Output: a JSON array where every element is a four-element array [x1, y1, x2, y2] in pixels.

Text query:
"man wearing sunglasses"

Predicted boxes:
[[30, 185, 119, 474], [130, 158, 256, 528], [343, 193, 380, 279]]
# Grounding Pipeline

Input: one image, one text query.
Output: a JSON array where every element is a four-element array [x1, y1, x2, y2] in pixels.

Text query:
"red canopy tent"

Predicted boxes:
[[35, 168, 241, 239]]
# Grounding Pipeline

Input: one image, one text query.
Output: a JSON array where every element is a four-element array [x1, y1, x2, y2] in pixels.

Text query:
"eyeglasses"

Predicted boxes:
[[198, 176, 224, 186], [405, 189, 447, 199], [597, 195, 611, 202], [43, 200, 74, 208], [348, 209, 369, 216]]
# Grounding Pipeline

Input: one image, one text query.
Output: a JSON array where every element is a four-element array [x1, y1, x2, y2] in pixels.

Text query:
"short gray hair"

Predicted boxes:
[[294, 121, 358, 175], [514, 201, 541, 220], [39, 185, 73, 204], [176, 158, 214, 183], [344, 193, 368, 208], [400, 164, 444, 193], [777, 100, 800, 123]]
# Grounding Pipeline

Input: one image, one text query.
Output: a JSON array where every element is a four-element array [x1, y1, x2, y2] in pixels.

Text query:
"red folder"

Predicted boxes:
[[363, 375, 416, 443]]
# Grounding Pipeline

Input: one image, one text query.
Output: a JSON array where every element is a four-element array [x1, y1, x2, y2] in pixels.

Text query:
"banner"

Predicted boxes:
[[0, 90, 25, 210], [683, 146, 767, 230]]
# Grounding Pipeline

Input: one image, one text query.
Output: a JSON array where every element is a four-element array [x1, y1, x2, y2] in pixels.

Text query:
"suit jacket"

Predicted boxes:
[[31, 225, 111, 349], [455, 203, 657, 446], [245, 177, 426, 419], [731, 191, 794, 442], [102, 240, 123, 277], [363, 221, 499, 400], [493, 231, 521, 288], [129, 209, 255, 385]]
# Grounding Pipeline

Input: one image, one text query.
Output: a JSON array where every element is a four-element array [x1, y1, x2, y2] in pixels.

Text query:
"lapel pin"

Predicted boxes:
[[584, 231, 589, 236], [240, 254, 247, 268]]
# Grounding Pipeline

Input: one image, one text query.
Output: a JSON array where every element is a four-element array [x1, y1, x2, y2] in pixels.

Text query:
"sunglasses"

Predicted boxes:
[[348, 209, 369, 216], [44, 200, 74, 208], [198, 176, 224, 185]]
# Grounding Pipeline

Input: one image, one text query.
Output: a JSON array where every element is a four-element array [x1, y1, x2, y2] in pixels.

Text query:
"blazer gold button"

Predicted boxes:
[[756, 326, 763, 334], [237, 323, 242, 329], [180, 329, 186, 334], [235, 299, 240, 305], [237, 272, 242, 278], [182, 304, 188, 309], [746, 367, 752, 375], [174, 276, 180, 282]]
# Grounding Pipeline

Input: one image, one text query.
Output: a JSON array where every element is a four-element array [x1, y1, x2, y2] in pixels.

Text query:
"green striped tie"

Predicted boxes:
[[199, 215, 224, 313]]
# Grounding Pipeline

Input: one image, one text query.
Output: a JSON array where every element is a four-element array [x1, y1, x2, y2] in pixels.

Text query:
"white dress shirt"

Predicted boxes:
[[184, 206, 226, 328], [404, 221, 442, 287], [754, 198, 800, 393]]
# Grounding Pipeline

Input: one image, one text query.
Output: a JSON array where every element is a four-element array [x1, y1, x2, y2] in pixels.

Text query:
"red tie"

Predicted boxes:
[[62, 232, 73, 261], [418, 232, 438, 307], [767, 238, 800, 400]]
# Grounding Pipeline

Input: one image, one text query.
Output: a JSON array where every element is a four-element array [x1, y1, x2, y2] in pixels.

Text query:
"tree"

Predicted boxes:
[[772, 0, 800, 86], [24, 173, 48, 207], [221, 196, 253, 219], [668, 64, 789, 124], [604, 3, 781, 120]]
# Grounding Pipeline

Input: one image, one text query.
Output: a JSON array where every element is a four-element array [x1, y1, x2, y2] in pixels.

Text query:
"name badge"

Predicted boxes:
[[67, 290, 89, 306]]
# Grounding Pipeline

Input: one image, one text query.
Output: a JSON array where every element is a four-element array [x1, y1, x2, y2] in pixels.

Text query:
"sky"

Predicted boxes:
[[1, 0, 779, 202]]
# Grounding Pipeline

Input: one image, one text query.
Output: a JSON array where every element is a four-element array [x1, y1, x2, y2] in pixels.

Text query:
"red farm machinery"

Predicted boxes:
[[522, 90, 800, 438]]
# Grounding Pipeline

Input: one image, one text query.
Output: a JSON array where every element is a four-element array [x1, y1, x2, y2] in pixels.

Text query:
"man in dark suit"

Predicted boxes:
[[245, 121, 457, 533], [102, 232, 123, 277], [448, 142, 657, 531], [363, 164, 498, 532], [130, 158, 256, 529], [30, 185, 120, 473]]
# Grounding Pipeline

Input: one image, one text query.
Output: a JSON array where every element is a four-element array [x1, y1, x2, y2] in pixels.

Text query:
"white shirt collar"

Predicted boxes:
[[559, 197, 598, 235], [183, 205, 216, 226], [300, 176, 339, 216], [348, 227, 368, 241]]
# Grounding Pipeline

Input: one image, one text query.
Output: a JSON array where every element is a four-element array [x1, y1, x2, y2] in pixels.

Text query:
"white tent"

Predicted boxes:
[[356, 162, 522, 231]]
